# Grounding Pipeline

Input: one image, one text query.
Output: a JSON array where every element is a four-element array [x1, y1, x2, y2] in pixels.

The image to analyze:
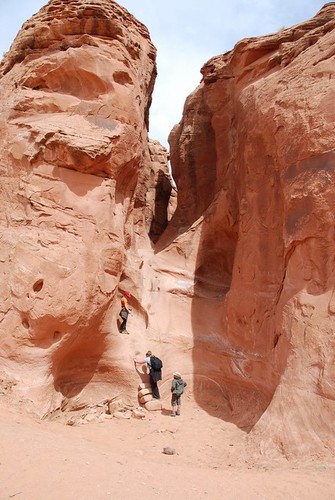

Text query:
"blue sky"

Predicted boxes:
[[0, 1, 327, 147]]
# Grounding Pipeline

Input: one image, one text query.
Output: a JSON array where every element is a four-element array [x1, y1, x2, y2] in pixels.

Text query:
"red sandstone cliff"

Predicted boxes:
[[0, 0, 172, 415], [0, 0, 334, 461], [166, 3, 335, 458]]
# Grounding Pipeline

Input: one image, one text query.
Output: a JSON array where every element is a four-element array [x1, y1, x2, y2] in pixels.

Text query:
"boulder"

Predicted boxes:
[[144, 399, 163, 411], [139, 394, 153, 404], [138, 388, 152, 398]]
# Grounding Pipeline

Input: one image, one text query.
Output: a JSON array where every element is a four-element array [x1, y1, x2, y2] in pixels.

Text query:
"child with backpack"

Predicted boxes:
[[170, 372, 187, 416]]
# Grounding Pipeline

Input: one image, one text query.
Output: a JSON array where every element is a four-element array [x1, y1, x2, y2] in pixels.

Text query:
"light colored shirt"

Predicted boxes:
[[145, 356, 151, 369]]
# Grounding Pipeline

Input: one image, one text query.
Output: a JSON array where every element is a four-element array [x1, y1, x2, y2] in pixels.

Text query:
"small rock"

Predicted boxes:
[[139, 393, 153, 404], [163, 447, 176, 455], [138, 382, 151, 390], [132, 409, 146, 419], [113, 410, 132, 419], [107, 400, 123, 414], [138, 387, 152, 398], [144, 399, 162, 411]]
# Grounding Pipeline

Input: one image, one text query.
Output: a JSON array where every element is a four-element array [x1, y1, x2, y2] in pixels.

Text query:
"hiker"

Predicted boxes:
[[119, 291, 131, 334], [134, 350, 162, 399], [170, 371, 187, 416], [121, 291, 131, 308]]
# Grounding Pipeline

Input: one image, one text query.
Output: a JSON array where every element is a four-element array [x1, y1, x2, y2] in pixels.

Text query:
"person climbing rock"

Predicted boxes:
[[119, 305, 130, 334], [119, 291, 132, 334], [134, 350, 163, 399], [170, 371, 187, 416], [121, 291, 131, 308]]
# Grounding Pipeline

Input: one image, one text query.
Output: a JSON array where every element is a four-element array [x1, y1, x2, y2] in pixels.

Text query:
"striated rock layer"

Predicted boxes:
[[0, 0, 334, 462]]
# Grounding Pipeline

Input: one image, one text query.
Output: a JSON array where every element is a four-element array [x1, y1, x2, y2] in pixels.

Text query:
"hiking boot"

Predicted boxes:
[[170, 412, 176, 417]]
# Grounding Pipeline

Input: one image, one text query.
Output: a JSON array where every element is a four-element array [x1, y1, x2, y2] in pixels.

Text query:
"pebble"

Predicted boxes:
[[163, 447, 176, 455]]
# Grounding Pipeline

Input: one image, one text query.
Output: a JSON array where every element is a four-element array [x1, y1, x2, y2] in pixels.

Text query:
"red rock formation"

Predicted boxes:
[[146, 139, 176, 243], [1, 0, 335, 463], [0, 0, 163, 415], [166, 3, 335, 458]]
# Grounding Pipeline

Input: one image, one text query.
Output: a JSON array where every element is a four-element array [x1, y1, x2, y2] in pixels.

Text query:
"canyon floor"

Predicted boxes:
[[1, 395, 334, 500]]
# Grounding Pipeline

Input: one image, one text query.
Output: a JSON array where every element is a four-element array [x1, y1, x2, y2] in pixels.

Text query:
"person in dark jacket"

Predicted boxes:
[[134, 350, 162, 399], [119, 305, 130, 334], [170, 371, 187, 416]]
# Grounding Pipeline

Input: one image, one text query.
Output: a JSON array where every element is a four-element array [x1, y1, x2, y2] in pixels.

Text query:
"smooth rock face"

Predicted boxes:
[[1, 0, 335, 462]]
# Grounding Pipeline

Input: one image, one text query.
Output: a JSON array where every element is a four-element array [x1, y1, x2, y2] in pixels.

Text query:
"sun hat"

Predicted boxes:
[[173, 371, 181, 378]]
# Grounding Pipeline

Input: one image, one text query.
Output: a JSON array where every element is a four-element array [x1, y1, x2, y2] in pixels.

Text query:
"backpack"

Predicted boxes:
[[150, 356, 163, 371], [172, 379, 186, 395]]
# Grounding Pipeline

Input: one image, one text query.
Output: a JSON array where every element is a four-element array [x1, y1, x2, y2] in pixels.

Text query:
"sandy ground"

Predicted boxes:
[[1, 396, 335, 500]]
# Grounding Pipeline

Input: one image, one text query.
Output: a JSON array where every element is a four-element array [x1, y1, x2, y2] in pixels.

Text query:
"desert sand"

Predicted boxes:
[[1, 397, 334, 500]]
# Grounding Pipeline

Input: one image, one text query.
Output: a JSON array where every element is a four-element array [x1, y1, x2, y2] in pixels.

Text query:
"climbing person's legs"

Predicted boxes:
[[150, 375, 160, 399], [120, 318, 128, 333]]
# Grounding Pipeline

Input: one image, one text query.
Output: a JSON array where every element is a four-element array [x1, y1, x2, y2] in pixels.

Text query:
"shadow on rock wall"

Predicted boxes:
[[191, 190, 277, 432], [51, 329, 107, 401]]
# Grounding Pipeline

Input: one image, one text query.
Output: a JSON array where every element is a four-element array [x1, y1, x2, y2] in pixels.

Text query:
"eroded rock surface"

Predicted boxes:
[[166, 3, 335, 459], [0, 0, 165, 415]]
